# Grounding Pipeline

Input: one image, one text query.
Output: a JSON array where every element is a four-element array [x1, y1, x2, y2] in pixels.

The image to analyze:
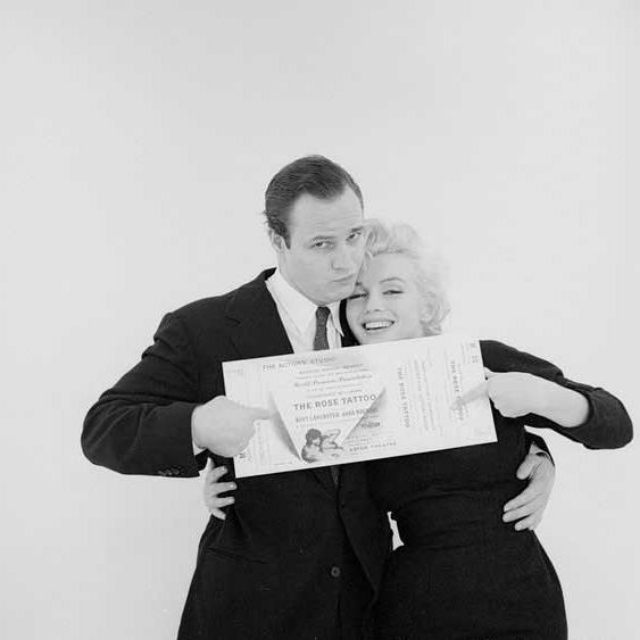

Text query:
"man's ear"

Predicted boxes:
[[269, 229, 286, 253]]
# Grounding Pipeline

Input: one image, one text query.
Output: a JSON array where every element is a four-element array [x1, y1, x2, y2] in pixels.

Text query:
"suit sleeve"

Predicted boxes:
[[81, 312, 208, 477], [483, 341, 633, 450]]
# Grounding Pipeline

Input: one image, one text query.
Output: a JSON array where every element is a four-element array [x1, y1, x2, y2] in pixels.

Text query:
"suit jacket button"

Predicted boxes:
[[330, 566, 341, 578]]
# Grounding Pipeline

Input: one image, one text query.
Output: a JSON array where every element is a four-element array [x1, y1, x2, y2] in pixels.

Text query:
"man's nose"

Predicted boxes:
[[331, 243, 359, 271]]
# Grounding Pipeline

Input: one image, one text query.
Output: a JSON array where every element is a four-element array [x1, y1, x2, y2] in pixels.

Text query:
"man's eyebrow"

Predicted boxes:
[[308, 227, 363, 242], [308, 234, 336, 242]]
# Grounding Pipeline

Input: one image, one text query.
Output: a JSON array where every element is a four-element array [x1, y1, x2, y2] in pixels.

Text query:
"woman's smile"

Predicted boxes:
[[347, 253, 426, 345]]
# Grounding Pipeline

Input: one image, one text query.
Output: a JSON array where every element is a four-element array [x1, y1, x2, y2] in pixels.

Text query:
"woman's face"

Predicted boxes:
[[346, 253, 425, 345]]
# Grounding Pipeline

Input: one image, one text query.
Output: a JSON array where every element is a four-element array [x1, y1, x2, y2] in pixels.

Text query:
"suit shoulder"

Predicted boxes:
[[170, 271, 271, 322], [172, 292, 234, 319]]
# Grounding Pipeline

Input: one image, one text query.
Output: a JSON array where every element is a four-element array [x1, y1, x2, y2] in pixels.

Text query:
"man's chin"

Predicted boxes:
[[334, 280, 357, 300], [315, 280, 357, 306]]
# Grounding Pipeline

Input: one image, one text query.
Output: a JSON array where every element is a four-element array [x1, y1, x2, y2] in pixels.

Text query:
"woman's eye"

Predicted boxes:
[[349, 292, 366, 300], [384, 289, 403, 296]]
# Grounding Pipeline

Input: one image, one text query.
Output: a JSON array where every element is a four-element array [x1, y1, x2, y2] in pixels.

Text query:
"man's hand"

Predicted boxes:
[[191, 396, 271, 457], [203, 461, 237, 520], [503, 451, 555, 531]]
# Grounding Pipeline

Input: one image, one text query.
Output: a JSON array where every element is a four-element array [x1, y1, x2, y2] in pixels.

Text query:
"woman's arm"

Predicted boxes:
[[476, 340, 633, 449], [481, 369, 589, 428]]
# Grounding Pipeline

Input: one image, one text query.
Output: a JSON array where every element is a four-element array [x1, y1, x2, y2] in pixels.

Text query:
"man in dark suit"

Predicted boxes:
[[82, 155, 554, 639]]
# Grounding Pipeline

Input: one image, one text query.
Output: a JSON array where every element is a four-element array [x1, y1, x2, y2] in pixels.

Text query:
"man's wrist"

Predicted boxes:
[[191, 404, 205, 449]]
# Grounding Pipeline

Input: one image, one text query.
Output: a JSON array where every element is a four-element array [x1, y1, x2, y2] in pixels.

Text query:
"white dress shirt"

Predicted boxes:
[[265, 269, 343, 353]]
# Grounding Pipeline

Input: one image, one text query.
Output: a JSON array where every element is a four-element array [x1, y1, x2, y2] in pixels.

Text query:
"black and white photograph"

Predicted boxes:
[[2, 2, 637, 639]]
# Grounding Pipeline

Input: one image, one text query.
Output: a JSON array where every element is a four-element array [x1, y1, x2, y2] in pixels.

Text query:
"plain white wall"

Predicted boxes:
[[2, 1, 637, 638]]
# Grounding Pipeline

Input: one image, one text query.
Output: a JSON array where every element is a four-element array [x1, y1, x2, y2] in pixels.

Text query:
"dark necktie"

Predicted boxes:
[[313, 306, 340, 485], [313, 306, 331, 351]]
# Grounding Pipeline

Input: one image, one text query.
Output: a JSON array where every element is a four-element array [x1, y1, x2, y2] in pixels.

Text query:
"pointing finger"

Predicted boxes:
[[251, 407, 273, 421], [457, 381, 488, 407]]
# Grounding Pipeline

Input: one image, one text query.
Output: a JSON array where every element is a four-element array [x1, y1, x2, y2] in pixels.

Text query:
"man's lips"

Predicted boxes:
[[334, 274, 357, 284]]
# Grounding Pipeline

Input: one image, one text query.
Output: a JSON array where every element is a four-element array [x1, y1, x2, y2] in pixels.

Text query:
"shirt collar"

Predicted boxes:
[[268, 269, 344, 336]]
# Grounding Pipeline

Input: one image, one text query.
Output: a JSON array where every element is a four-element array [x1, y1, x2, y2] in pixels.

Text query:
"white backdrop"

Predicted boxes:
[[2, 2, 638, 639]]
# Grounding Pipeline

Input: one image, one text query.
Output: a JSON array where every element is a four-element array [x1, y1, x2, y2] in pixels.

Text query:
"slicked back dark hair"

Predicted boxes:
[[264, 155, 364, 246]]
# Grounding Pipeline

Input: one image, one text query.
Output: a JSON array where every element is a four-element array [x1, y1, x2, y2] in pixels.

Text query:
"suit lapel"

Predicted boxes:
[[225, 270, 335, 493], [226, 270, 293, 360]]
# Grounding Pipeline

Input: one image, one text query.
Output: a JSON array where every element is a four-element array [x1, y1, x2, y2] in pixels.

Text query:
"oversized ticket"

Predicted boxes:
[[222, 334, 496, 477]]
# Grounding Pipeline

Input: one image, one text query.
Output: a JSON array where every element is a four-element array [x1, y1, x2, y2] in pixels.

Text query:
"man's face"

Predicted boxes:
[[272, 188, 365, 306]]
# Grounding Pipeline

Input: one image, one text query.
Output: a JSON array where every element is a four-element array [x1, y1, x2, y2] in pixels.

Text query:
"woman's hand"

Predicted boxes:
[[203, 461, 237, 520], [464, 368, 551, 418], [461, 368, 589, 427]]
